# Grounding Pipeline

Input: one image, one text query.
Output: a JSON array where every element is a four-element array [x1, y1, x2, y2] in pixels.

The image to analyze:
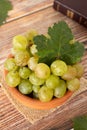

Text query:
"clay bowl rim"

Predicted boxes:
[[4, 54, 73, 110]]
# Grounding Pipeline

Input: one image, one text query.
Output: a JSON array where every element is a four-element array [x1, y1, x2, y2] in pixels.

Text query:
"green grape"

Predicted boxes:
[[46, 74, 60, 89], [25, 30, 38, 44], [28, 56, 38, 71], [19, 67, 31, 79], [30, 44, 38, 55], [38, 86, 53, 102], [6, 71, 21, 87], [11, 48, 20, 56], [32, 85, 40, 93], [15, 50, 30, 66], [4, 58, 18, 71], [62, 65, 77, 80], [73, 63, 84, 78], [12, 35, 28, 50], [67, 78, 80, 91], [35, 63, 50, 79], [18, 79, 32, 94], [54, 79, 67, 98], [29, 72, 45, 85], [51, 60, 68, 76]]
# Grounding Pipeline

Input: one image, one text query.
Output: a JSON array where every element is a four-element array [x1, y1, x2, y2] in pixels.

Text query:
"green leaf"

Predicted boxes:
[[34, 21, 85, 65], [73, 115, 87, 130], [60, 41, 85, 64], [0, 0, 12, 25]]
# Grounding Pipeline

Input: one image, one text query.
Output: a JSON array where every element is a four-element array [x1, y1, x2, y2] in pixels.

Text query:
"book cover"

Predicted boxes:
[[53, 0, 87, 27]]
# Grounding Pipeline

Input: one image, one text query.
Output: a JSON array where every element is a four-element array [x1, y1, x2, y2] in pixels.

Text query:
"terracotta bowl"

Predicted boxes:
[[4, 54, 73, 110]]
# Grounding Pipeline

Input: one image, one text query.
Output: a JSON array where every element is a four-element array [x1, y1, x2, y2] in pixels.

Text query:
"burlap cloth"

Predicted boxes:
[[0, 66, 87, 124]]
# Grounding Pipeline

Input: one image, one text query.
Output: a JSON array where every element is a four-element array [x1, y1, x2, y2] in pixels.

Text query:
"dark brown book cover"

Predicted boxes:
[[53, 0, 87, 27]]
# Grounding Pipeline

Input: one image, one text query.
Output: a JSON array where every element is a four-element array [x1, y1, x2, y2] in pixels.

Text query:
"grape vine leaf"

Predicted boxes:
[[34, 21, 85, 65], [0, 0, 12, 25], [73, 115, 87, 130]]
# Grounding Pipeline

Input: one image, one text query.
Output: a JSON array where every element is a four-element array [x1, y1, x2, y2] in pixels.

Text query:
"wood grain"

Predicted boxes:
[[7, 0, 53, 22], [0, 88, 32, 130], [0, 1, 87, 130]]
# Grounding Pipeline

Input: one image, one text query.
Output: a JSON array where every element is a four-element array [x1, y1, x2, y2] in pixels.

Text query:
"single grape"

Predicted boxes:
[[4, 58, 18, 71], [18, 79, 32, 94], [38, 86, 53, 102], [54, 79, 67, 98], [25, 30, 38, 44], [28, 56, 38, 71], [29, 72, 45, 85], [35, 63, 50, 79], [15, 50, 30, 66], [12, 35, 28, 50], [67, 78, 80, 91], [73, 63, 84, 78], [46, 74, 60, 89], [6, 71, 21, 87], [62, 65, 77, 80], [51, 60, 68, 76], [32, 85, 40, 93], [30, 44, 38, 55], [19, 67, 31, 79]]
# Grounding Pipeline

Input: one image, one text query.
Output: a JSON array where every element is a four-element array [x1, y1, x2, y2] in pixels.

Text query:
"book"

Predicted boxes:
[[53, 0, 87, 27]]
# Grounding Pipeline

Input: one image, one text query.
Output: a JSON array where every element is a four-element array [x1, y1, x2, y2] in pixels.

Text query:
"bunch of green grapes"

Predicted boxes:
[[4, 30, 84, 102]]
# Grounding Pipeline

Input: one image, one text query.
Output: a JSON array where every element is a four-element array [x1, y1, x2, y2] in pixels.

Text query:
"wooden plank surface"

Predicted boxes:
[[0, 1, 87, 130], [7, 0, 53, 22], [0, 88, 32, 130]]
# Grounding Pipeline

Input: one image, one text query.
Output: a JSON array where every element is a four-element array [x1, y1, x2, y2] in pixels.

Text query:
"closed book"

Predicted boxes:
[[53, 0, 87, 27]]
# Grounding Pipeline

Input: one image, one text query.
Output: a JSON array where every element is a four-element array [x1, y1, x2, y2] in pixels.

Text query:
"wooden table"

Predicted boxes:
[[0, 0, 87, 130]]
